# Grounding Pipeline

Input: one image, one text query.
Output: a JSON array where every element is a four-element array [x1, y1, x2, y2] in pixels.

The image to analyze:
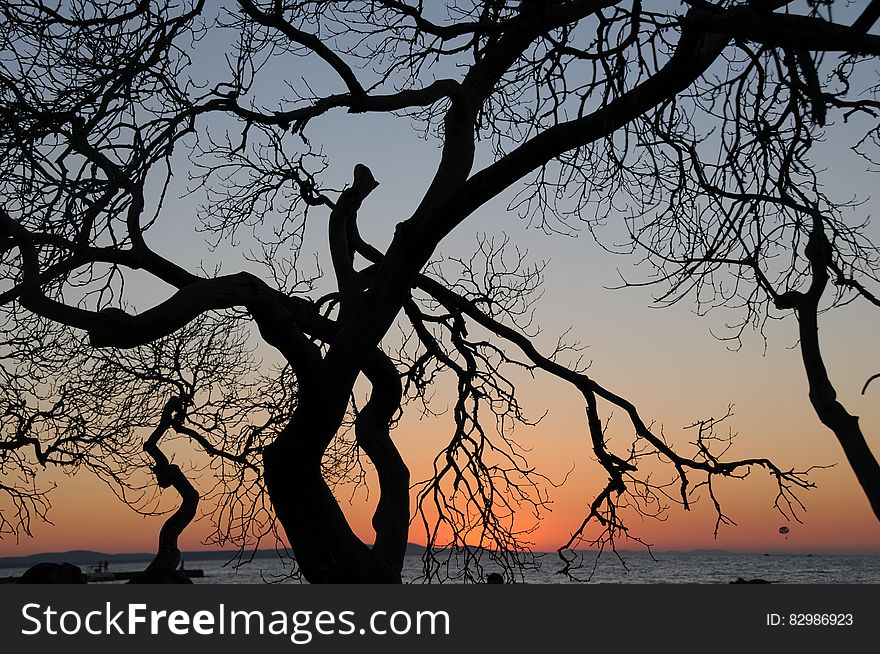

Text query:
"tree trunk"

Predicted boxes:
[[263, 397, 404, 583], [130, 398, 199, 584], [798, 307, 880, 522]]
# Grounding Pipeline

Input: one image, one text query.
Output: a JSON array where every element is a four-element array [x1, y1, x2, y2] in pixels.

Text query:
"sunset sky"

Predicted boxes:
[[2, 2, 880, 560], [5, 121, 879, 556], [5, 267, 880, 556]]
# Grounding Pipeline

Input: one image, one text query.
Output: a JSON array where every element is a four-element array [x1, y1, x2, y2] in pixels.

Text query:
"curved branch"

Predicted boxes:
[[237, 0, 366, 98], [691, 7, 880, 54], [217, 80, 461, 132], [133, 397, 199, 583], [853, 0, 880, 36], [452, 22, 730, 240], [329, 164, 379, 302], [358, 350, 408, 576]]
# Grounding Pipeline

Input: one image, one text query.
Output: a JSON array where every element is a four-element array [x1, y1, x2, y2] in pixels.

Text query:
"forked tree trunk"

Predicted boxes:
[[263, 399, 405, 583]]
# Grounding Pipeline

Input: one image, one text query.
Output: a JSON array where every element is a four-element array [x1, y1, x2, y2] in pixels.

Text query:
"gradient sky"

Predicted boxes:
[[2, 2, 880, 559]]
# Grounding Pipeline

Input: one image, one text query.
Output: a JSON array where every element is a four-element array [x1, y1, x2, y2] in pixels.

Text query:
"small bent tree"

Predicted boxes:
[[2, 1, 879, 582], [101, 313, 269, 582], [0, 308, 270, 580]]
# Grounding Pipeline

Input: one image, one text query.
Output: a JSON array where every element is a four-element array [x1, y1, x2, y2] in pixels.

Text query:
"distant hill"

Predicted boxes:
[[0, 550, 154, 569], [0, 544, 428, 569]]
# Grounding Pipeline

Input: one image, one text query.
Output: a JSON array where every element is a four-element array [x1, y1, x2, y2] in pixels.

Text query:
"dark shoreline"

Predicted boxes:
[[3, 546, 878, 570], [0, 544, 430, 570]]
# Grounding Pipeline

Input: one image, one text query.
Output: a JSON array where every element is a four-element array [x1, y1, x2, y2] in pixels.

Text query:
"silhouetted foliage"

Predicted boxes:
[[2, 0, 879, 582]]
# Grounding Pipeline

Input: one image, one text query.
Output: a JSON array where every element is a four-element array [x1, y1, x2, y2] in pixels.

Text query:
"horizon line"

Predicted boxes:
[[2, 544, 879, 564]]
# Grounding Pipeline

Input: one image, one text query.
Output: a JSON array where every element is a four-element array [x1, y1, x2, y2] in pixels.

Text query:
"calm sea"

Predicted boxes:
[[5, 552, 878, 584]]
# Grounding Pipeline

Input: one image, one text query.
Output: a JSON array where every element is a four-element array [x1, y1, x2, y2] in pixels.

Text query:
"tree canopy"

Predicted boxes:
[[2, 0, 879, 582]]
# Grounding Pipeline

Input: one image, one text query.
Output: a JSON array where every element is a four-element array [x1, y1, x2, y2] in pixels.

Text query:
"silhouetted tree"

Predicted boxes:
[[608, 3, 880, 523], [2, 1, 879, 583], [0, 308, 272, 579]]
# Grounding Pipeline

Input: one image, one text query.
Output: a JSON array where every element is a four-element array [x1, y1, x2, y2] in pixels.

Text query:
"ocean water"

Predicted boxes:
[[210, 551, 880, 584], [5, 551, 878, 584]]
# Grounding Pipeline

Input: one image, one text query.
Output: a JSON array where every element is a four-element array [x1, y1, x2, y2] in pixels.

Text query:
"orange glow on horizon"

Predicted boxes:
[[3, 430, 879, 559], [2, 282, 879, 559]]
